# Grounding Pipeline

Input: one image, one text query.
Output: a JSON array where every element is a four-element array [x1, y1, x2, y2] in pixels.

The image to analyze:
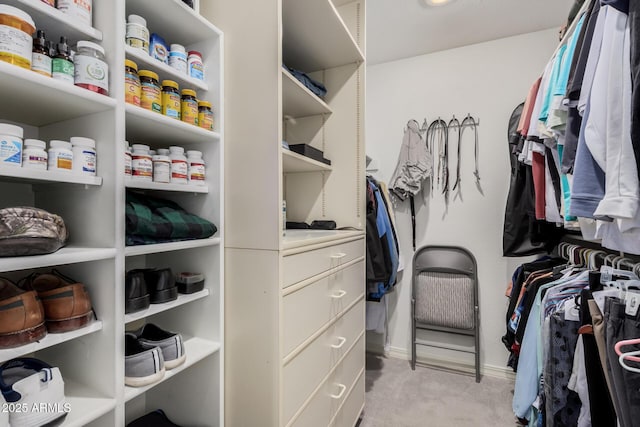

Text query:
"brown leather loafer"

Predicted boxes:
[[20, 270, 94, 333], [0, 278, 46, 348]]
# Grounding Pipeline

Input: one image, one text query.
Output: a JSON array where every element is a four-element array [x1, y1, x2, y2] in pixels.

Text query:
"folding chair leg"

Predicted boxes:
[[475, 306, 480, 383], [411, 298, 416, 370]]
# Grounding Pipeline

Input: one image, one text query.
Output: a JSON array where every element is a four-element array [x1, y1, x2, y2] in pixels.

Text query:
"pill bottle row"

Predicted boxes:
[[125, 142, 205, 186], [125, 61, 214, 131], [0, 124, 96, 176], [126, 14, 204, 81], [0, 6, 108, 95], [38, 0, 93, 27]]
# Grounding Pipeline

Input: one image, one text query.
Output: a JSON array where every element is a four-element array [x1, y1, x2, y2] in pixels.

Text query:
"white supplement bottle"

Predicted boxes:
[[153, 154, 171, 183], [169, 146, 187, 184], [0, 124, 23, 168], [70, 136, 96, 176], [169, 44, 187, 74], [57, 0, 92, 27], [124, 141, 132, 177], [131, 144, 152, 181], [126, 15, 149, 52], [48, 140, 73, 172], [186, 150, 205, 185], [22, 139, 47, 170]]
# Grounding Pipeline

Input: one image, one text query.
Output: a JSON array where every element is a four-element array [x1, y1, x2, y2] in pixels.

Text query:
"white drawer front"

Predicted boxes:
[[283, 260, 364, 356], [283, 238, 364, 288], [290, 336, 365, 427], [331, 371, 365, 427], [283, 300, 364, 424]]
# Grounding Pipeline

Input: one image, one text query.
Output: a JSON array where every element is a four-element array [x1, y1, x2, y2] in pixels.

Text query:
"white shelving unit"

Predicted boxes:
[[0, 1, 224, 426], [210, 0, 365, 425]]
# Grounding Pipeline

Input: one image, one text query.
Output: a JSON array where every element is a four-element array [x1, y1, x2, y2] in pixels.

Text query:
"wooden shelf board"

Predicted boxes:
[[125, 289, 210, 324], [0, 321, 103, 363], [0, 247, 116, 273], [125, 46, 209, 92], [282, 148, 332, 173], [125, 104, 220, 146], [282, 68, 332, 118], [0, 61, 116, 126], [125, 178, 208, 193], [124, 337, 221, 402], [4, 0, 102, 43], [62, 379, 116, 427], [0, 168, 102, 186], [282, 0, 364, 71], [125, 237, 221, 257]]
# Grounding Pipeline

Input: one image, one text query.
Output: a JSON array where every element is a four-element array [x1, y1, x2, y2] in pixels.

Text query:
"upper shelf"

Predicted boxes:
[[126, 46, 209, 92], [282, 0, 364, 72], [0, 168, 102, 186], [282, 68, 332, 118], [125, 237, 221, 257], [126, 0, 221, 46], [4, 0, 102, 43], [0, 61, 116, 126], [282, 148, 332, 173], [125, 104, 220, 145], [125, 178, 209, 194]]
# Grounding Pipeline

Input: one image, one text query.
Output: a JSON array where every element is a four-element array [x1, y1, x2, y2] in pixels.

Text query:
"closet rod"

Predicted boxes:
[[548, 0, 593, 62]]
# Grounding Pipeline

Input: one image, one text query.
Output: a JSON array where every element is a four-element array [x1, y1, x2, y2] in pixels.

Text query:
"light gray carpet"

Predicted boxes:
[[360, 353, 517, 427]]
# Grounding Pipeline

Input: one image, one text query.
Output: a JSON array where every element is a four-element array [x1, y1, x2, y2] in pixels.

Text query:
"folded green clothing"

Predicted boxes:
[[125, 191, 217, 246]]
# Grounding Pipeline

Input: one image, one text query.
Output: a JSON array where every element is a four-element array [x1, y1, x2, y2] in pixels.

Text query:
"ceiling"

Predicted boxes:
[[366, 0, 576, 65]]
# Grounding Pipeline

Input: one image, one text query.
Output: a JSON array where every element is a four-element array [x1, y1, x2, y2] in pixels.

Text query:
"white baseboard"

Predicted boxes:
[[367, 344, 516, 381]]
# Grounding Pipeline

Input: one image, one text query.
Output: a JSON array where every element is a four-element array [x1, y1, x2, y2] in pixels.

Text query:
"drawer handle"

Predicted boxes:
[[330, 252, 347, 260], [330, 383, 347, 400], [331, 336, 347, 349], [331, 290, 347, 299]]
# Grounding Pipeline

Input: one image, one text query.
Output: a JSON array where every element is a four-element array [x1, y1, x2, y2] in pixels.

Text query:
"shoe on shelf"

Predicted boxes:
[[143, 268, 178, 304], [19, 270, 94, 333], [127, 409, 182, 427], [0, 358, 67, 427], [0, 278, 46, 348], [125, 270, 150, 314], [125, 333, 165, 387], [132, 323, 186, 370]]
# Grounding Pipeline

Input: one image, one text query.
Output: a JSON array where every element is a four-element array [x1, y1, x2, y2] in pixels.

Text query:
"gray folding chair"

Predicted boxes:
[[411, 245, 480, 382]]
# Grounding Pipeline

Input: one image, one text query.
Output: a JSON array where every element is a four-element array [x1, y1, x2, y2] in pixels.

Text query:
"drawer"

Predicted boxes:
[[289, 336, 365, 427], [283, 238, 364, 288], [283, 260, 364, 356], [283, 300, 364, 424], [331, 371, 365, 427]]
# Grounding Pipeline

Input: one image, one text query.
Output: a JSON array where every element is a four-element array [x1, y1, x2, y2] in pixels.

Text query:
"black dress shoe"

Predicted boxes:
[[128, 409, 182, 427], [125, 270, 150, 314], [143, 268, 178, 304]]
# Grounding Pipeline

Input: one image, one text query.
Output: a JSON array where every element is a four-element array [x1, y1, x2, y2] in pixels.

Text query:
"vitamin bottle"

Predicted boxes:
[[70, 136, 96, 176], [0, 6, 36, 70], [169, 146, 187, 184], [31, 29, 51, 77], [131, 144, 152, 181], [51, 37, 74, 83], [161, 80, 181, 120], [126, 15, 149, 52], [125, 60, 140, 106], [23, 139, 47, 170], [198, 101, 214, 131], [169, 44, 187, 74], [187, 150, 205, 186], [57, 0, 92, 27], [48, 140, 73, 172], [124, 141, 132, 177], [139, 70, 161, 113], [181, 89, 198, 126], [0, 124, 23, 167], [152, 154, 171, 183], [187, 50, 204, 80], [74, 41, 108, 95]]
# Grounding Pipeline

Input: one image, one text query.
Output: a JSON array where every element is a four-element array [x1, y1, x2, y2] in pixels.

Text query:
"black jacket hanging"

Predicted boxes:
[[502, 103, 564, 257]]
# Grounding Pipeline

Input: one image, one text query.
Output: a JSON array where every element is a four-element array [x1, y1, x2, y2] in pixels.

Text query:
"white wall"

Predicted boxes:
[[366, 28, 559, 372]]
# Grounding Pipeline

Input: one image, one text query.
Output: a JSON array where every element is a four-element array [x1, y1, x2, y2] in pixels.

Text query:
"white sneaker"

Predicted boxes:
[[0, 358, 67, 427]]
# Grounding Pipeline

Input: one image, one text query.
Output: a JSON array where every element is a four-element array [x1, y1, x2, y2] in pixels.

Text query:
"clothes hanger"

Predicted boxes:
[[619, 350, 640, 372], [615, 338, 640, 364]]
